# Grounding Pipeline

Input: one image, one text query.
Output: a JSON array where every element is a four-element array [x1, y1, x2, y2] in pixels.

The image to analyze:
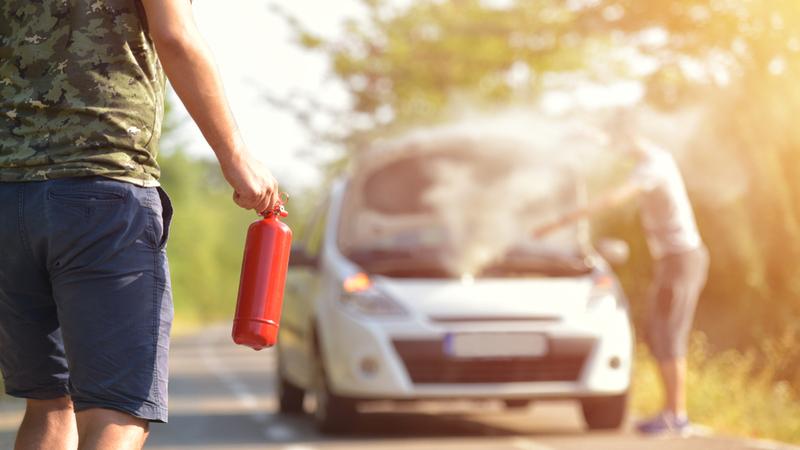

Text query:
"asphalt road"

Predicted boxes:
[[0, 325, 796, 450]]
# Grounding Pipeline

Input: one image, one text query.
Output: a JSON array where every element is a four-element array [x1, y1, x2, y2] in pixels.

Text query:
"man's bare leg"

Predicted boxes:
[[658, 357, 687, 417], [15, 397, 78, 450], [76, 408, 149, 450]]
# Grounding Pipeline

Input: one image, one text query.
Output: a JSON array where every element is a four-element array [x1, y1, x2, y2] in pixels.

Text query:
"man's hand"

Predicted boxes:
[[220, 152, 280, 214]]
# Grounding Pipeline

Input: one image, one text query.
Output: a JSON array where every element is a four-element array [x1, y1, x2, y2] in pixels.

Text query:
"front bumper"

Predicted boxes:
[[317, 302, 634, 400]]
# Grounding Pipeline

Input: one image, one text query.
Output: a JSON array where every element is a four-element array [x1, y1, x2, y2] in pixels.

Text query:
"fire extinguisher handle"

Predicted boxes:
[[261, 192, 290, 219]]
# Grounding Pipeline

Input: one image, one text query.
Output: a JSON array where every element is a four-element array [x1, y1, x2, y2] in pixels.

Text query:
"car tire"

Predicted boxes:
[[581, 393, 628, 430], [311, 353, 357, 434], [275, 347, 305, 414], [504, 399, 531, 410], [277, 373, 305, 414]]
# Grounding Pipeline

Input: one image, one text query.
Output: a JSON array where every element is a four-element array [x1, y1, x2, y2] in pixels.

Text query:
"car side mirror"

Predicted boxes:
[[289, 245, 319, 269], [596, 238, 630, 266]]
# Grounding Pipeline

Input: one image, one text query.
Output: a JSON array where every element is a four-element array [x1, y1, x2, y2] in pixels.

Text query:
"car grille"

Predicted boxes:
[[428, 315, 560, 323], [392, 337, 593, 384]]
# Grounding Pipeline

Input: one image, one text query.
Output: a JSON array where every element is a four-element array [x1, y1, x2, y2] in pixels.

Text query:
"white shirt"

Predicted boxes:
[[629, 149, 703, 259]]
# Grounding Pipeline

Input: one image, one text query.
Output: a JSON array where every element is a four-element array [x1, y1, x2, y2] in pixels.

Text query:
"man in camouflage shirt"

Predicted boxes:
[[0, 1, 279, 448]]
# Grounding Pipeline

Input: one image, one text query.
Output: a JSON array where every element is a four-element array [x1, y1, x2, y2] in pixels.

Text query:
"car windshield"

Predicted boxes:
[[338, 148, 591, 278]]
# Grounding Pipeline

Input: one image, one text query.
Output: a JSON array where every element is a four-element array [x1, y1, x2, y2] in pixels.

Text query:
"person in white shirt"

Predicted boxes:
[[534, 135, 708, 436]]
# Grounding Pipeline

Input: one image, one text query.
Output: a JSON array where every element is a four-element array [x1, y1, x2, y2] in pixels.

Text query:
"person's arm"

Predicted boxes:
[[140, 0, 279, 214], [532, 181, 641, 238]]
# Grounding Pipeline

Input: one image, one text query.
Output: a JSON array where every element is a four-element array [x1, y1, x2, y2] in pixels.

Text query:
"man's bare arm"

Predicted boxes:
[[141, 0, 279, 214], [532, 182, 641, 238]]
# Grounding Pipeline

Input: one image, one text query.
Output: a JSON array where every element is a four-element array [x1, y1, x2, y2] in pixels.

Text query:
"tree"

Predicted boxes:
[[269, 0, 595, 151]]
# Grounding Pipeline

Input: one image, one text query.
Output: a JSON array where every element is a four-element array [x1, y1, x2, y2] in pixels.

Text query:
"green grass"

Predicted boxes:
[[632, 333, 800, 444]]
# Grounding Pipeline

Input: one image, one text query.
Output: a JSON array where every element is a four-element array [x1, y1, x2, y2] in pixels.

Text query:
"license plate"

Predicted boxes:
[[443, 333, 548, 359]]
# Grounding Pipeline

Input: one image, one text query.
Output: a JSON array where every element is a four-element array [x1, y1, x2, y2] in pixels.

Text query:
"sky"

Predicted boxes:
[[167, 1, 368, 189]]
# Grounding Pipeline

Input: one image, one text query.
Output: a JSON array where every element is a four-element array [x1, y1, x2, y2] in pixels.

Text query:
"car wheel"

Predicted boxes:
[[275, 348, 305, 414], [581, 393, 628, 430], [277, 373, 305, 414], [311, 353, 357, 433], [504, 399, 531, 410]]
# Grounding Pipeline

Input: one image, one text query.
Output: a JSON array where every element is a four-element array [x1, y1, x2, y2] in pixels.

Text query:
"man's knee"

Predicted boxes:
[[76, 408, 150, 450]]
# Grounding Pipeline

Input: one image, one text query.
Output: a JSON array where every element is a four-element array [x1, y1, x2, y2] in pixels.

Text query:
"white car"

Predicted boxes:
[[277, 134, 634, 433]]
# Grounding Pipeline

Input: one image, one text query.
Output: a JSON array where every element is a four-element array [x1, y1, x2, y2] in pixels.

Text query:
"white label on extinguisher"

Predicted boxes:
[[444, 333, 548, 359]]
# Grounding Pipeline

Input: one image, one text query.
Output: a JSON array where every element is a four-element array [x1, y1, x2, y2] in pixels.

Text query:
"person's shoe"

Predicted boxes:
[[636, 411, 692, 436], [671, 414, 693, 437]]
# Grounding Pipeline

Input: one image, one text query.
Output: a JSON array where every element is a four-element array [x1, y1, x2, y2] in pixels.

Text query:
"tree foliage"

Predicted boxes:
[[157, 151, 253, 324]]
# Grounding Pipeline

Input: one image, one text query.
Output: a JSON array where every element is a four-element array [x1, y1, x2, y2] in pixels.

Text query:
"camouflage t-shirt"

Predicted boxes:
[[0, 0, 166, 186]]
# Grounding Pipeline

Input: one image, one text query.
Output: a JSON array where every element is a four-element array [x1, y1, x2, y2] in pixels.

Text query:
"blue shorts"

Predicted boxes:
[[0, 176, 173, 423]]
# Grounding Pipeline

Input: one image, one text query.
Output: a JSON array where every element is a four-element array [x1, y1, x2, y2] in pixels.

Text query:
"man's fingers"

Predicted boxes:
[[255, 193, 271, 216], [232, 191, 244, 208], [258, 178, 279, 212], [272, 190, 281, 210], [258, 189, 280, 215], [233, 191, 251, 209], [233, 190, 258, 210]]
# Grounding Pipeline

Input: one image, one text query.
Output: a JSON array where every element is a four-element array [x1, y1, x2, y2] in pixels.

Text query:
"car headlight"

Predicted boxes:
[[587, 292, 618, 317], [341, 289, 408, 316], [340, 272, 407, 317], [587, 275, 621, 316]]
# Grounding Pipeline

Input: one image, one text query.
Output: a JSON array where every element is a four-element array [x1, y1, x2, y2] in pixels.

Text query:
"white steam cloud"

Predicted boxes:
[[358, 105, 745, 276], [373, 111, 608, 276]]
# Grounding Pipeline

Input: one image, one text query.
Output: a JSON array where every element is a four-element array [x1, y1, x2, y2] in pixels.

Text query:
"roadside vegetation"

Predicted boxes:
[[157, 151, 251, 328], [157, 149, 312, 330], [633, 333, 800, 444]]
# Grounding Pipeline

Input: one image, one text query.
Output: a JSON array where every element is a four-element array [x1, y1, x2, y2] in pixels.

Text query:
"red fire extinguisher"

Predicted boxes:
[[232, 195, 292, 350]]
